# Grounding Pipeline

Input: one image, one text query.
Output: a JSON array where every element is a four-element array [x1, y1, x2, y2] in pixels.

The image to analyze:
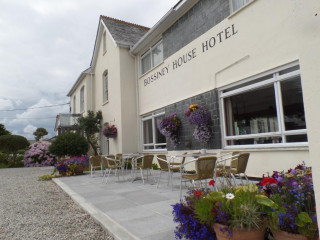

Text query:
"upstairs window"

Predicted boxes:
[[141, 40, 163, 75], [220, 63, 307, 148], [80, 86, 84, 113], [102, 31, 107, 53], [142, 110, 166, 151], [230, 0, 251, 12], [103, 72, 108, 103]]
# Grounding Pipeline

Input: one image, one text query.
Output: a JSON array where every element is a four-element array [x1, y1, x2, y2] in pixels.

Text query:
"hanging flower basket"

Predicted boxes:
[[158, 113, 181, 145], [102, 125, 117, 138]]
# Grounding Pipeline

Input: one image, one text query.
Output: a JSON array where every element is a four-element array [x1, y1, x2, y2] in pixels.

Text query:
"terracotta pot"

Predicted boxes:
[[74, 165, 84, 175], [212, 223, 265, 240], [272, 230, 316, 240]]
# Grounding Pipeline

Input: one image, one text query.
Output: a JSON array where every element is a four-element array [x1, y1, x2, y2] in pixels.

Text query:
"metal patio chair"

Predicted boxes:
[[89, 156, 103, 177], [135, 155, 156, 184], [156, 155, 180, 189]]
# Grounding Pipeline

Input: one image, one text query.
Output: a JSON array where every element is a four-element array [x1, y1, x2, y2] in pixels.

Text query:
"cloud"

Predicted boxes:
[[23, 124, 37, 139]]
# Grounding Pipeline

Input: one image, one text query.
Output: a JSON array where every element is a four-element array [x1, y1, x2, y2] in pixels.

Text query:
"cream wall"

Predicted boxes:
[[70, 75, 90, 115], [137, 0, 320, 176]]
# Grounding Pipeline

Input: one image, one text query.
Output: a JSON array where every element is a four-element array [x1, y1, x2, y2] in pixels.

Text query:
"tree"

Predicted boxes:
[[0, 135, 30, 166], [0, 124, 11, 136], [77, 110, 102, 156], [33, 127, 48, 141], [49, 132, 89, 157]]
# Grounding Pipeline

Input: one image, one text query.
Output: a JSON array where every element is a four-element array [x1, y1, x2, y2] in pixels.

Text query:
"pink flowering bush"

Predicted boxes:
[[24, 141, 56, 167]]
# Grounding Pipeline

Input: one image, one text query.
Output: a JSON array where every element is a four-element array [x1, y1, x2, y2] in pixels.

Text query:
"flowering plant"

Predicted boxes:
[[193, 124, 211, 143], [258, 162, 318, 238], [55, 155, 89, 176], [184, 104, 211, 125], [158, 113, 181, 145], [102, 125, 117, 138], [24, 141, 56, 167]]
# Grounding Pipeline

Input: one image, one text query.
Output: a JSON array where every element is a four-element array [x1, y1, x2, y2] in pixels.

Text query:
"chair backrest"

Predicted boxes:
[[116, 153, 122, 161], [231, 151, 240, 168], [181, 152, 188, 164], [107, 154, 115, 159], [101, 157, 108, 168], [90, 156, 101, 166], [157, 155, 168, 171], [196, 156, 217, 179], [142, 155, 154, 169], [234, 153, 250, 174]]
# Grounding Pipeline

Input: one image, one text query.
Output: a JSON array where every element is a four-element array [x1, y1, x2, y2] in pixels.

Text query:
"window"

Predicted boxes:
[[73, 96, 76, 113], [80, 86, 84, 112], [102, 31, 107, 53], [103, 72, 108, 102], [142, 110, 166, 150], [220, 63, 307, 148], [141, 40, 163, 75], [230, 0, 251, 12]]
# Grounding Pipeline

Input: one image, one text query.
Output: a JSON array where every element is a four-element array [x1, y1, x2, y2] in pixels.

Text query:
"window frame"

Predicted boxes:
[[219, 62, 308, 149], [73, 95, 76, 113], [141, 110, 167, 151], [229, 0, 252, 13], [80, 86, 85, 113], [140, 40, 163, 75], [102, 31, 107, 53], [103, 72, 108, 103]]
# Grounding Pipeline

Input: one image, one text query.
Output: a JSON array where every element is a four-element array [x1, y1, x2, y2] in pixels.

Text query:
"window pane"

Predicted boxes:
[[80, 87, 84, 112], [227, 136, 282, 145], [144, 145, 154, 150], [281, 77, 306, 131], [103, 74, 108, 102], [155, 116, 166, 144], [232, 0, 250, 12], [286, 134, 308, 143], [225, 84, 278, 136], [156, 144, 167, 149], [141, 52, 151, 74], [143, 119, 153, 144], [152, 42, 163, 67]]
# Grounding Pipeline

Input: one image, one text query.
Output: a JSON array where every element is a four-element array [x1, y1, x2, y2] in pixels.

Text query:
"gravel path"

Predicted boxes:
[[0, 167, 112, 240]]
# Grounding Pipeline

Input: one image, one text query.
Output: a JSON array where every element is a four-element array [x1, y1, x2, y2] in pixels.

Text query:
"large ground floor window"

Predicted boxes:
[[142, 110, 166, 151], [220, 62, 307, 148]]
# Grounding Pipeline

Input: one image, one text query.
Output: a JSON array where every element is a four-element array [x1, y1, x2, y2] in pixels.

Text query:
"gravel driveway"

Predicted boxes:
[[0, 167, 112, 240]]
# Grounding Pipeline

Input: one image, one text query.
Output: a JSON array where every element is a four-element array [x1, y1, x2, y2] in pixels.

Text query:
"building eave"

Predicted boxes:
[[66, 67, 92, 97]]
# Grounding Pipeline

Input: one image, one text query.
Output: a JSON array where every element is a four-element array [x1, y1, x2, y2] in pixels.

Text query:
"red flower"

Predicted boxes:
[[209, 179, 215, 187], [194, 190, 202, 197], [261, 177, 277, 186]]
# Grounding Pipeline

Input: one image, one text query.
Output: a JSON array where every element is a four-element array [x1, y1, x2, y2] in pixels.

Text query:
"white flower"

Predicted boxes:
[[225, 193, 235, 200]]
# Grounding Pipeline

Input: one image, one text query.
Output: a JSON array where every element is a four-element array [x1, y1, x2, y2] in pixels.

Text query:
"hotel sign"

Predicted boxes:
[[143, 24, 238, 87]]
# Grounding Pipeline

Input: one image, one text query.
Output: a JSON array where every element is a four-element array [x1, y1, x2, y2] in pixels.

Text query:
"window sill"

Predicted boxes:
[[142, 149, 168, 154], [139, 61, 165, 78], [223, 144, 309, 152], [102, 100, 109, 106], [228, 0, 256, 19]]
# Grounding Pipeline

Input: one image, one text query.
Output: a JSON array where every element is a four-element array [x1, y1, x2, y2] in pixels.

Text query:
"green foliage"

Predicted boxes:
[[0, 123, 11, 136], [0, 152, 8, 164], [17, 149, 26, 155], [33, 127, 48, 141], [0, 135, 29, 154], [38, 174, 58, 181], [194, 198, 216, 225], [49, 132, 89, 157], [77, 110, 102, 156], [152, 163, 159, 170]]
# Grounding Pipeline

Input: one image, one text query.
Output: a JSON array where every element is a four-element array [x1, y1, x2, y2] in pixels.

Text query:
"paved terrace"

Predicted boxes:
[[53, 170, 190, 240]]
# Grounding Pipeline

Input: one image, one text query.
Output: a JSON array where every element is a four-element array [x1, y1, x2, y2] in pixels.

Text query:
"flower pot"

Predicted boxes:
[[272, 230, 316, 240], [74, 165, 84, 175], [58, 170, 66, 176], [212, 223, 265, 240]]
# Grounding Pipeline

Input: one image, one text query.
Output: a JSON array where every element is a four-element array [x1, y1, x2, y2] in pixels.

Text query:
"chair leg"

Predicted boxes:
[[150, 168, 156, 183], [140, 168, 144, 185], [157, 170, 162, 188]]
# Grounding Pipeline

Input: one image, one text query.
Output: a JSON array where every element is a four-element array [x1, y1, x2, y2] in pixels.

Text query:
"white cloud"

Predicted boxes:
[[23, 124, 37, 139]]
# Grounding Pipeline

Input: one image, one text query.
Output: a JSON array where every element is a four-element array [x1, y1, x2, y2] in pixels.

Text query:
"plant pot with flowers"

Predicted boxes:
[[193, 184, 278, 240], [258, 162, 318, 240], [102, 125, 117, 138], [55, 155, 89, 176]]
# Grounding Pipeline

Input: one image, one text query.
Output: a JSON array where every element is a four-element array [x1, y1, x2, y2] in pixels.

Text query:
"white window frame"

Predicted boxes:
[[219, 61, 308, 149], [103, 72, 108, 103], [140, 40, 163, 75], [142, 110, 166, 151], [229, 0, 251, 13], [80, 86, 84, 113]]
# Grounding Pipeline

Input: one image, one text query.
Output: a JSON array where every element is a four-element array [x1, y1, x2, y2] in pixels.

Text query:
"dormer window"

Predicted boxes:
[[230, 0, 251, 12], [141, 40, 163, 75]]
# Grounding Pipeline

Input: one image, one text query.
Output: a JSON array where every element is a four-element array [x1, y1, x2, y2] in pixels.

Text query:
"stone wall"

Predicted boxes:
[[163, 0, 230, 59], [164, 89, 221, 151]]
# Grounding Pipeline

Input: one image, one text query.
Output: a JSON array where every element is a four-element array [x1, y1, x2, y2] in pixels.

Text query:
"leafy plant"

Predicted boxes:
[[38, 174, 58, 181], [152, 163, 158, 170], [49, 132, 89, 157], [77, 110, 102, 156], [0, 135, 29, 167], [0, 123, 11, 136], [33, 127, 48, 141]]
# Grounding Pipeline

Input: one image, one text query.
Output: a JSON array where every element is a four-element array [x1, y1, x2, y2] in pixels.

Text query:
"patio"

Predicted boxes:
[[53, 170, 191, 240]]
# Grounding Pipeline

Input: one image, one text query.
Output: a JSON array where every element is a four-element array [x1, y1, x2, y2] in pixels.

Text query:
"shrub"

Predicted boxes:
[[49, 132, 89, 157], [0, 135, 29, 154], [0, 152, 8, 164], [24, 141, 56, 167]]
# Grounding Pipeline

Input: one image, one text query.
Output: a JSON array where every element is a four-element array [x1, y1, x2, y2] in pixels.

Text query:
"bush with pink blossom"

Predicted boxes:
[[24, 141, 56, 167]]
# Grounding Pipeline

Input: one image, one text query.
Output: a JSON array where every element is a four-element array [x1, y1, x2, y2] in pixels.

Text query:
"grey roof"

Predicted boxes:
[[101, 16, 149, 46]]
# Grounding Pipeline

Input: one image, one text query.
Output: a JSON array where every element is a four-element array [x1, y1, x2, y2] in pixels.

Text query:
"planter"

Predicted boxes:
[[74, 165, 84, 175], [58, 170, 66, 176], [212, 223, 265, 240], [272, 230, 317, 240]]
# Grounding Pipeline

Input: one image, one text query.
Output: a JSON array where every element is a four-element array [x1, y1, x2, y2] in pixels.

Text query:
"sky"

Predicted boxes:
[[0, 0, 175, 140]]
